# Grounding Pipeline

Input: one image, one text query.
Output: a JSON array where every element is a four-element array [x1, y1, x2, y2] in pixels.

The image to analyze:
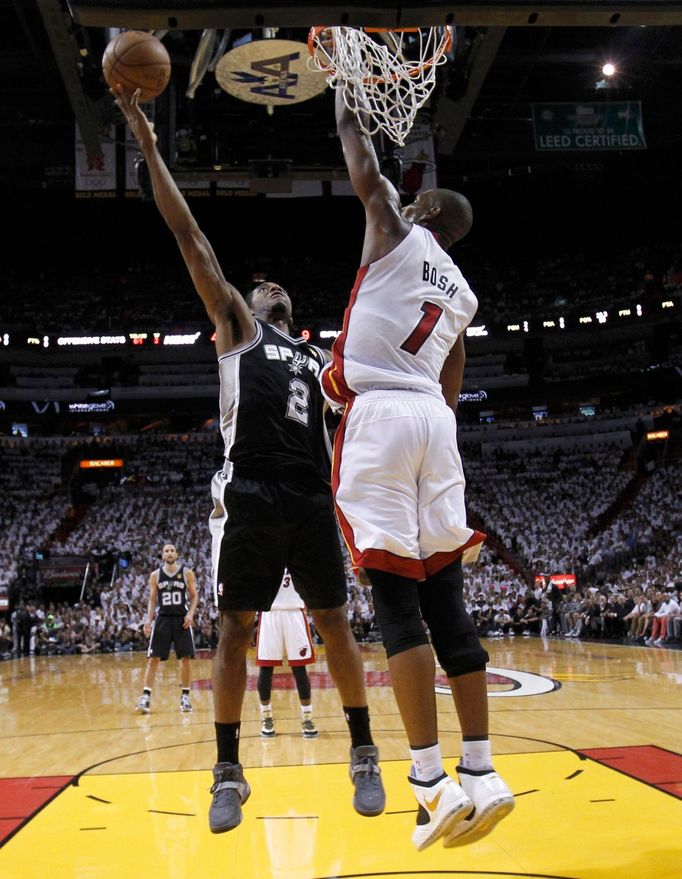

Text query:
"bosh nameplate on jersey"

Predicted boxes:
[[422, 261, 459, 299]]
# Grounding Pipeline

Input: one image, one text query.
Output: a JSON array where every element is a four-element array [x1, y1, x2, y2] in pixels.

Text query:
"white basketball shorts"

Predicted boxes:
[[256, 609, 315, 666], [333, 390, 484, 580]]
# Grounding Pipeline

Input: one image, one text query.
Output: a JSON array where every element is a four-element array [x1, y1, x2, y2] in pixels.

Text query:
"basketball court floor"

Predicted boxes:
[[1, 638, 680, 878]]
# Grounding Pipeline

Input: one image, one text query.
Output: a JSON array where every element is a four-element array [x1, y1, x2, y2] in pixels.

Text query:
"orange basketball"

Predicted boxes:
[[102, 31, 171, 102]]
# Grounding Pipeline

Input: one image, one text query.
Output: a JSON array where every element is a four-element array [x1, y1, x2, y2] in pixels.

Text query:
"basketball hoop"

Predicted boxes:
[[308, 26, 453, 147]]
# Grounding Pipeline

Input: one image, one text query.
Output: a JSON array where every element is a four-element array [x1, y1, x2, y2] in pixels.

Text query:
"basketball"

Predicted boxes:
[[102, 31, 171, 102]]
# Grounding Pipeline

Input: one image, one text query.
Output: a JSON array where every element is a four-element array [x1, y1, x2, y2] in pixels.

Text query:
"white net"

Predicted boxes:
[[308, 26, 453, 147]]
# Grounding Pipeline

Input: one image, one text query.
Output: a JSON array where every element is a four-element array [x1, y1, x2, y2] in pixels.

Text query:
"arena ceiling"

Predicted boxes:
[[1, 1, 682, 192]]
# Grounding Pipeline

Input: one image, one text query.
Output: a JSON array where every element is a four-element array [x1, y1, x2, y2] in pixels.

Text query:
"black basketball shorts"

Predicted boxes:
[[148, 615, 195, 661], [209, 471, 348, 612]]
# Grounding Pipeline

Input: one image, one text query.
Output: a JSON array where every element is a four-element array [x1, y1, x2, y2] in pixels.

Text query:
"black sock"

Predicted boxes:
[[215, 721, 241, 765], [343, 706, 373, 749], [181, 687, 190, 695], [143, 687, 151, 696]]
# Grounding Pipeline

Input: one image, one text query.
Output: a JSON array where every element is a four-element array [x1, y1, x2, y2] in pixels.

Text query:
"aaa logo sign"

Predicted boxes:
[[216, 39, 327, 106]]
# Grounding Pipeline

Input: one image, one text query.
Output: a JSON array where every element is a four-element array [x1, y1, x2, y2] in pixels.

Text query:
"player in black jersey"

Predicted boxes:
[[135, 543, 198, 715], [113, 85, 385, 834]]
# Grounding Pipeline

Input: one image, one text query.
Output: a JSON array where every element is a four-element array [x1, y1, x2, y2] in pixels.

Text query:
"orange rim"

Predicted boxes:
[[308, 25, 453, 85], [308, 26, 336, 73]]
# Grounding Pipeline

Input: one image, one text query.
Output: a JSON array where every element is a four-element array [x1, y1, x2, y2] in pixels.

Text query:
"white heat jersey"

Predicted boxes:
[[269, 570, 305, 611], [322, 224, 477, 406]]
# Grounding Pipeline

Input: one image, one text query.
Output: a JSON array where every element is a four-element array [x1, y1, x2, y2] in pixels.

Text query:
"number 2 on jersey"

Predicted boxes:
[[400, 301, 443, 355], [286, 378, 310, 425]]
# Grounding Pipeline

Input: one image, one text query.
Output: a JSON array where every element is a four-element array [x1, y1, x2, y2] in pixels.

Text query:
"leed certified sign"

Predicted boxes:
[[215, 39, 327, 106], [532, 102, 646, 151]]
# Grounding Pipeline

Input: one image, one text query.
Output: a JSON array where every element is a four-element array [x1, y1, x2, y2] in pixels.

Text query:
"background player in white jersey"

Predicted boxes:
[[112, 85, 384, 836], [135, 543, 198, 715], [256, 570, 318, 739], [322, 80, 514, 851]]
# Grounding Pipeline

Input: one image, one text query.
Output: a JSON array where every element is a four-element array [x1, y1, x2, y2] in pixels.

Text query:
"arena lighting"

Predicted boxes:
[[162, 332, 201, 345], [595, 61, 618, 90], [619, 308, 632, 317], [661, 300, 674, 309], [596, 310, 608, 324], [79, 458, 124, 469], [57, 335, 126, 346], [507, 323, 521, 332], [68, 401, 116, 413], [646, 430, 669, 441], [459, 390, 488, 403], [466, 325, 488, 337]]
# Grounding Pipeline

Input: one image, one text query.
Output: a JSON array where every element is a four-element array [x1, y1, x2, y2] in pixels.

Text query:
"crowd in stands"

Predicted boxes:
[[1, 415, 680, 661], [458, 238, 682, 327], [2, 239, 680, 336]]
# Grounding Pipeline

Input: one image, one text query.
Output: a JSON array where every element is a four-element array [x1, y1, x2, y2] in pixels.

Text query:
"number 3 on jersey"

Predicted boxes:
[[400, 301, 443, 355]]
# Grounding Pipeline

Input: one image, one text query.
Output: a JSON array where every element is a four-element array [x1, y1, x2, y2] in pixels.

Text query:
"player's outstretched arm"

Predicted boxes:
[[111, 85, 254, 353], [335, 87, 401, 217], [335, 86, 407, 265]]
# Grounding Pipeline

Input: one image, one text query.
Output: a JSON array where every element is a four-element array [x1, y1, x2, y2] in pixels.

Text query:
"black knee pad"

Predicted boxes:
[[418, 561, 489, 677], [366, 568, 430, 659]]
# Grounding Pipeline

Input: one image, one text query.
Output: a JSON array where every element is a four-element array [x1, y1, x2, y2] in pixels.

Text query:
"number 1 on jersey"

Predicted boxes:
[[400, 301, 444, 355]]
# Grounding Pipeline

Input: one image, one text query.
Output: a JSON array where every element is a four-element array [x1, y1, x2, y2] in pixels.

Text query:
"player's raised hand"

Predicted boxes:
[[110, 84, 158, 153]]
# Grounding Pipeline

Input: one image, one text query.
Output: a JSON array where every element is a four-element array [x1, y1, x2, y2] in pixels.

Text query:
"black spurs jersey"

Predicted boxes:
[[156, 565, 189, 617], [218, 320, 330, 487]]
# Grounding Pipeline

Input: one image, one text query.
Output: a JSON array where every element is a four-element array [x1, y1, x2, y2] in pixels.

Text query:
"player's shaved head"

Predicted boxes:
[[401, 188, 473, 248], [432, 189, 473, 243]]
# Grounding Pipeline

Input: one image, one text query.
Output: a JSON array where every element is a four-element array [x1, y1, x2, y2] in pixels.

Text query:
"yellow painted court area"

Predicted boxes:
[[1, 751, 680, 879], [1, 641, 681, 878]]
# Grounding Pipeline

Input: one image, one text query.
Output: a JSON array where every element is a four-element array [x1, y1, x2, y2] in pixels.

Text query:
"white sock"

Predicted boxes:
[[410, 743, 444, 783], [260, 703, 272, 717], [301, 705, 312, 719], [460, 738, 493, 772]]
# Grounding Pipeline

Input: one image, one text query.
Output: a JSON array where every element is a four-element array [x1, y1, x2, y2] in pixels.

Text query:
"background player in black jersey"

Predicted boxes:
[[135, 543, 198, 714], [113, 85, 385, 834]]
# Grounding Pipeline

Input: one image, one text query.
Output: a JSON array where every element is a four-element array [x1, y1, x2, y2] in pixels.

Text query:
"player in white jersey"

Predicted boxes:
[[256, 570, 318, 739], [322, 80, 514, 852]]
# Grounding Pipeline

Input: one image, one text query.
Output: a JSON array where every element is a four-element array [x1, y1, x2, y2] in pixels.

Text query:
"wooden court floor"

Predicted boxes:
[[1, 638, 681, 879]]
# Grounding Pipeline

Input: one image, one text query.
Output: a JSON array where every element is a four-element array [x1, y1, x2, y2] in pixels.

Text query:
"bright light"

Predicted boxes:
[[602, 62, 616, 77]]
